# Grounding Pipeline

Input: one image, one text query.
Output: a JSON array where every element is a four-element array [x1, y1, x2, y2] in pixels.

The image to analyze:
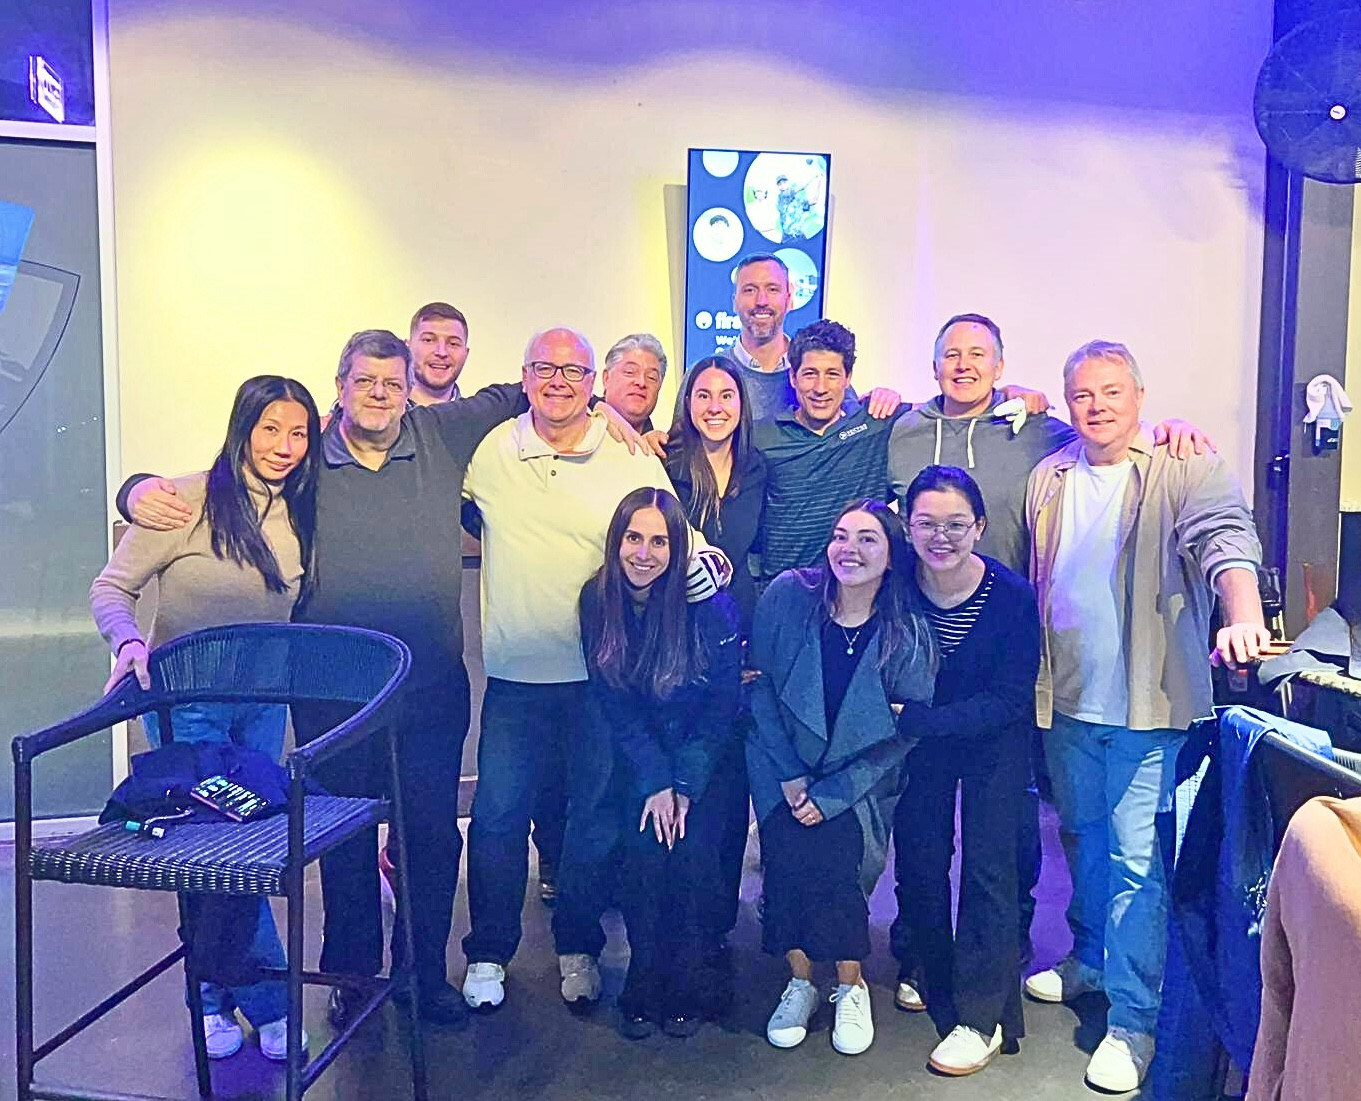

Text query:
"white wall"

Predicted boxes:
[[107, 1, 1272, 488]]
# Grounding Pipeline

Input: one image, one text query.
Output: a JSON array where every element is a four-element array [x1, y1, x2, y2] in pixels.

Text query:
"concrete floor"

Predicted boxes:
[[2, 804, 1140, 1101]]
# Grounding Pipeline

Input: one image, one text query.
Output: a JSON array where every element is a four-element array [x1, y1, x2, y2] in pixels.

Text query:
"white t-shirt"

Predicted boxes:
[[1049, 453, 1135, 726]]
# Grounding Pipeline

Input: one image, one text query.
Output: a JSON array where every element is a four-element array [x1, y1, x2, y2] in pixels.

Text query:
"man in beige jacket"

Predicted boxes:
[[1022, 340, 1270, 1093]]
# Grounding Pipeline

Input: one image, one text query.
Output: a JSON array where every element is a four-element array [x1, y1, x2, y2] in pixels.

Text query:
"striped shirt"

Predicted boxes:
[[923, 565, 995, 655], [752, 400, 908, 582]]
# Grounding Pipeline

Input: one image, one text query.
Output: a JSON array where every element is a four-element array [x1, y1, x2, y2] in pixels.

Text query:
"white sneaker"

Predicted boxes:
[[1024, 955, 1103, 1003], [257, 1018, 309, 1062], [929, 1024, 1003, 1076], [894, 979, 926, 1012], [558, 953, 601, 1010], [830, 981, 874, 1055], [1085, 1027, 1154, 1093], [766, 978, 818, 1049], [202, 1012, 243, 1060], [462, 962, 506, 1010]]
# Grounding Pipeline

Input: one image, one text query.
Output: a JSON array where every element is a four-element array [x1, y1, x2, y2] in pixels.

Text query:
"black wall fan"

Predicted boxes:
[[1254, 9, 1361, 184]]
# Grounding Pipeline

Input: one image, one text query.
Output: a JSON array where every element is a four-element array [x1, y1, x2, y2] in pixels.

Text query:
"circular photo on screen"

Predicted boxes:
[[701, 150, 740, 178], [693, 206, 745, 262], [744, 154, 827, 245], [775, 247, 820, 311]]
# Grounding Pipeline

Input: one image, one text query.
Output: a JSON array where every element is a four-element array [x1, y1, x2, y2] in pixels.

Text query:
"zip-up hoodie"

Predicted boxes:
[[887, 392, 1074, 574]]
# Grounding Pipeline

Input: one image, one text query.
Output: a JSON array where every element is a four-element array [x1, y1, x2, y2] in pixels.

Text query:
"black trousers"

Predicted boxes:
[[616, 788, 725, 1019], [705, 725, 750, 939], [292, 667, 469, 989], [760, 806, 870, 963], [891, 733, 1026, 1041]]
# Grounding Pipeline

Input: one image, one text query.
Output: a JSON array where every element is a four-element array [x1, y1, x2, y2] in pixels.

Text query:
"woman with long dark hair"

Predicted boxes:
[[890, 465, 1040, 1076], [665, 356, 766, 632], [578, 487, 742, 1039], [749, 498, 934, 1057], [663, 356, 768, 1000], [90, 374, 320, 1061]]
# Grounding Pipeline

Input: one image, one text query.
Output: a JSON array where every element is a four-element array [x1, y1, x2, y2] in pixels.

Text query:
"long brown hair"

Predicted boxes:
[[666, 357, 755, 531], [584, 487, 707, 699], [819, 498, 935, 670]]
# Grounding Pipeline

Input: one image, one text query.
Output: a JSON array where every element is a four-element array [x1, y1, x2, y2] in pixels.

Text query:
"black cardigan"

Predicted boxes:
[[896, 558, 1041, 749], [579, 585, 743, 802]]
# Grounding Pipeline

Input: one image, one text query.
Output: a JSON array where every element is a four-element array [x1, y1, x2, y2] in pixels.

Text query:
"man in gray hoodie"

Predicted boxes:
[[888, 314, 1074, 575], [886, 312, 1210, 1007]]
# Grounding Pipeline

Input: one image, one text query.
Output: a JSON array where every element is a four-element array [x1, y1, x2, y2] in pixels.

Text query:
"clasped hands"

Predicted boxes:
[[780, 776, 823, 827]]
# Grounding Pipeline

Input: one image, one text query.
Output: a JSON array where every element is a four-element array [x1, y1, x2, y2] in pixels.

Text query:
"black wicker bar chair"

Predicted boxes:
[[13, 623, 427, 1101]]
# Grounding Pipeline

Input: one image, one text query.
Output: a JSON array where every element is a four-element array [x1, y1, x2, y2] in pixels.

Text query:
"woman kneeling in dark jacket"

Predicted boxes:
[[579, 487, 742, 1039], [748, 497, 935, 1058]]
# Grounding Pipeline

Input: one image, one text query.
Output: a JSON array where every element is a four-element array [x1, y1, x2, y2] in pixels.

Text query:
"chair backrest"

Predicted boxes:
[[145, 623, 407, 707], [13, 624, 411, 765], [1259, 732, 1361, 849]]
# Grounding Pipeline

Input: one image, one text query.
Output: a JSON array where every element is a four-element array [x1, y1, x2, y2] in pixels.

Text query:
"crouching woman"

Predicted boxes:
[[748, 498, 935, 1057], [579, 487, 743, 1039]]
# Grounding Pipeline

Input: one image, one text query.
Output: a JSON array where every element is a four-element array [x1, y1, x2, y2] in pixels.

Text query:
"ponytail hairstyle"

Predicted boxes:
[[586, 487, 707, 699], [202, 375, 320, 597]]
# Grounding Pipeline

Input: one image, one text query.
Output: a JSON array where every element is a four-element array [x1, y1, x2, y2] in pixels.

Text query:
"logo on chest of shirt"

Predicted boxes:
[[837, 423, 868, 442]]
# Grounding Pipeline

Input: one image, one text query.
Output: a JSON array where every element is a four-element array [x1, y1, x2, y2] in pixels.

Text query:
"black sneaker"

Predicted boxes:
[[618, 1010, 656, 1040], [393, 979, 470, 1030], [662, 1014, 701, 1038], [328, 987, 359, 1030]]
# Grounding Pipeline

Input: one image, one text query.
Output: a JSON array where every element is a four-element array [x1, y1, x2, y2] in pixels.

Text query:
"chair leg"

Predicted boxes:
[[15, 824, 35, 1101], [388, 730, 427, 1101], [287, 890, 305, 1101], [184, 954, 213, 1098]]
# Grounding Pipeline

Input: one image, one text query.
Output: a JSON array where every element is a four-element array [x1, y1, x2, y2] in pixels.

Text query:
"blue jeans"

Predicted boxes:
[[463, 679, 586, 966], [144, 702, 288, 1026], [1044, 713, 1184, 1036]]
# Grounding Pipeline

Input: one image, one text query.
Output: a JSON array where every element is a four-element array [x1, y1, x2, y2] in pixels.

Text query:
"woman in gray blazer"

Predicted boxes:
[[748, 497, 935, 1057]]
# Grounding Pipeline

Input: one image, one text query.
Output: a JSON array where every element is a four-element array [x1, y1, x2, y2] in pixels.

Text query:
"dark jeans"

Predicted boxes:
[[551, 690, 626, 959], [616, 787, 725, 1020], [292, 668, 469, 988], [891, 733, 1026, 1041], [463, 679, 585, 966], [531, 756, 568, 879]]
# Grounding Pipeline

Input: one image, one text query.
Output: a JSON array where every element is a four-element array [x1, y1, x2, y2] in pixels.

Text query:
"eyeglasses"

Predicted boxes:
[[349, 375, 407, 395], [908, 519, 977, 540], [528, 360, 593, 383]]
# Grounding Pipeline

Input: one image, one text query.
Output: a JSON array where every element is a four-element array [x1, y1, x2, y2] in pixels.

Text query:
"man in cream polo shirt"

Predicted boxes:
[[459, 326, 725, 1014]]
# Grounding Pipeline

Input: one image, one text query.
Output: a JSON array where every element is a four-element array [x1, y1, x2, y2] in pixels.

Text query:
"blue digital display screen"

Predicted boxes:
[[0, 1, 94, 126], [683, 148, 831, 367]]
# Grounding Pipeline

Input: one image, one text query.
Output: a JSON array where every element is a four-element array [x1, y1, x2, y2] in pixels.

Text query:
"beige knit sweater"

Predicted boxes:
[[1248, 795, 1361, 1101], [90, 472, 303, 653]]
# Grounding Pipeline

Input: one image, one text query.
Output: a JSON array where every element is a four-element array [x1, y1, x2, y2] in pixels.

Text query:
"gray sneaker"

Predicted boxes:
[[558, 953, 601, 1012]]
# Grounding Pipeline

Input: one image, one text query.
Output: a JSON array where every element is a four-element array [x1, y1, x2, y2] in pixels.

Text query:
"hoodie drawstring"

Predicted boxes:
[[965, 418, 977, 469], [932, 418, 943, 465]]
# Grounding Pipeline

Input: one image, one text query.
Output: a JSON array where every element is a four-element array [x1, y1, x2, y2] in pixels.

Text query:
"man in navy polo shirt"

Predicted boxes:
[[751, 319, 909, 587]]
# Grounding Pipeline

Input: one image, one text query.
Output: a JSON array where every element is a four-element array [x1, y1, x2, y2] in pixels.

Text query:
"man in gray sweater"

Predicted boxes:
[[886, 313, 1211, 1007]]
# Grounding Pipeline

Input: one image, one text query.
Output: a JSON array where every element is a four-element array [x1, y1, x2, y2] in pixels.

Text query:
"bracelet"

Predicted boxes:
[[114, 638, 144, 656]]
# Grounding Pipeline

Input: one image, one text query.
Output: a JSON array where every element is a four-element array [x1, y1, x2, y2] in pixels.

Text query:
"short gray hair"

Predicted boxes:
[[603, 333, 668, 380], [337, 329, 412, 382], [1062, 339, 1144, 389], [523, 327, 595, 369]]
